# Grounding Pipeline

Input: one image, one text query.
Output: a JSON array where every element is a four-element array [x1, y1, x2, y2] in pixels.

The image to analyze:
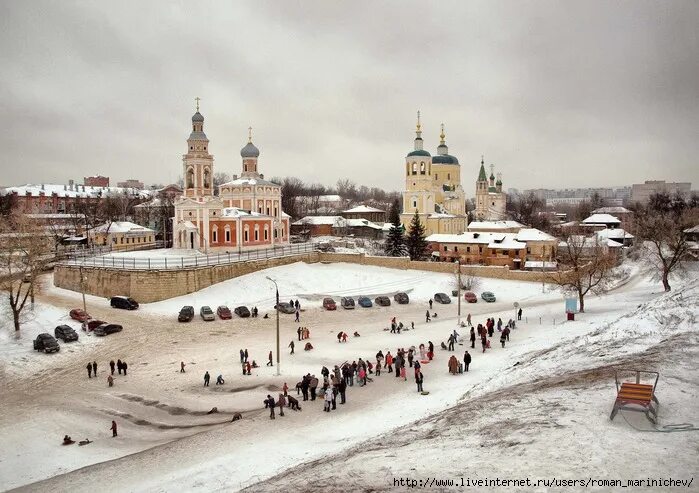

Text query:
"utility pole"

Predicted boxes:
[[79, 265, 87, 315], [266, 276, 281, 376], [455, 258, 461, 327]]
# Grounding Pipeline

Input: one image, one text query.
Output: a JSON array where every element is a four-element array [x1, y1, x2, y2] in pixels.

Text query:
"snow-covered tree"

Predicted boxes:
[[384, 200, 406, 257], [405, 211, 428, 261]]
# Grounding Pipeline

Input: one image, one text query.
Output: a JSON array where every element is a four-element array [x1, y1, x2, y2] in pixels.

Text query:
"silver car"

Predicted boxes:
[[200, 306, 215, 321]]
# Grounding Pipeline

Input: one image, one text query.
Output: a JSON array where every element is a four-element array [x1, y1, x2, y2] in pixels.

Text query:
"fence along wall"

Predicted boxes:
[[53, 252, 565, 303]]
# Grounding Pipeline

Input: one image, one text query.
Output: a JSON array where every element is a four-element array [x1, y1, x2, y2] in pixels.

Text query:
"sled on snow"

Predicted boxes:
[[610, 369, 660, 424]]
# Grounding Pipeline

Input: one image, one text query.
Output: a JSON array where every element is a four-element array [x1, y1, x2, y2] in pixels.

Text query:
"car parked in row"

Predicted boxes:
[[217, 305, 232, 319], [33, 333, 60, 353], [394, 292, 409, 304], [234, 306, 251, 318], [340, 297, 355, 309], [54, 325, 79, 342], [357, 296, 373, 308], [374, 296, 391, 307], [464, 292, 478, 303], [481, 291, 496, 303], [322, 298, 337, 310], [178, 306, 194, 322], [110, 296, 139, 310], [94, 323, 123, 336], [275, 302, 296, 314], [200, 306, 215, 321], [69, 308, 90, 322], [82, 319, 105, 331], [434, 292, 451, 304]]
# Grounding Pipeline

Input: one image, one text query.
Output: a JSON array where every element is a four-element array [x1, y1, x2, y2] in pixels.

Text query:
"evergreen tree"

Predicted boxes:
[[384, 199, 406, 256], [406, 210, 428, 261]]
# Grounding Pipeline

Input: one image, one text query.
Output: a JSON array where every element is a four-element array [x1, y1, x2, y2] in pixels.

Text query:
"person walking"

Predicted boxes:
[[324, 387, 333, 412], [92, 361, 97, 377], [500, 332, 507, 348], [288, 340, 295, 354], [107, 375, 114, 387], [425, 310, 431, 323], [204, 371, 210, 386], [481, 335, 487, 353], [503, 326, 510, 342], [180, 361, 186, 373], [122, 361, 128, 375], [416, 370, 424, 393], [277, 393, 286, 417], [109, 360, 116, 375], [466, 313, 472, 327], [518, 307, 522, 321], [110, 420, 118, 437], [464, 351, 471, 372], [429, 298, 433, 310], [267, 351, 273, 367], [266, 395, 276, 419], [244, 349, 249, 362], [239, 349, 245, 363], [448, 334, 455, 351], [338, 378, 347, 404], [297, 327, 302, 341], [295, 309, 300, 323], [470, 327, 476, 349], [86, 362, 92, 379], [310, 375, 318, 400], [295, 299, 300, 311], [117, 359, 123, 375], [282, 382, 288, 396]]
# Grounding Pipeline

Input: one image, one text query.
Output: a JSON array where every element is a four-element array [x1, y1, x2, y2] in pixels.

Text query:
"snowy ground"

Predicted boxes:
[[1, 262, 696, 492]]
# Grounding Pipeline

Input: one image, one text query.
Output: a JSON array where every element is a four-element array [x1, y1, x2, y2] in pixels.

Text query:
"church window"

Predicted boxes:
[[186, 169, 194, 188], [492, 202, 495, 206], [274, 206, 278, 217], [466, 246, 470, 253], [244, 226, 249, 242], [204, 147, 206, 151], [190, 146, 193, 150], [448, 173, 451, 180], [225, 229, 231, 243], [266, 206, 270, 215], [204, 169, 210, 188], [443, 246, 447, 252], [254, 225, 259, 241], [412, 162, 417, 175], [188, 211, 192, 216], [264, 225, 269, 240], [244, 164, 247, 172], [527, 247, 531, 255], [420, 162, 425, 175], [435, 174, 438, 180], [412, 199, 417, 209], [454, 246, 458, 252]]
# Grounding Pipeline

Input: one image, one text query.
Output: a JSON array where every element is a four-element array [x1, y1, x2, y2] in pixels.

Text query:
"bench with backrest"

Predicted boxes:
[[610, 370, 660, 424]]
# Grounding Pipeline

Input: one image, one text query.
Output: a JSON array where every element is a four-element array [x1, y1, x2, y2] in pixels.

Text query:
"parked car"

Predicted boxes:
[[217, 305, 232, 319], [357, 296, 373, 308], [200, 306, 215, 321], [275, 302, 296, 314], [464, 292, 478, 303], [394, 292, 410, 304], [33, 333, 60, 353], [110, 296, 139, 310], [54, 324, 79, 342], [374, 296, 391, 307], [94, 323, 123, 336], [340, 297, 355, 309], [434, 292, 451, 304], [178, 306, 194, 322], [481, 291, 496, 303], [234, 306, 251, 318], [83, 319, 105, 331], [69, 308, 90, 322], [322, 297, 337, 310]]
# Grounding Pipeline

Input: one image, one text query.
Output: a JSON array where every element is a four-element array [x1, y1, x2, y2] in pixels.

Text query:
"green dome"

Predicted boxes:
[[407, 150, 431, 157], [432, 154, 459, 165]]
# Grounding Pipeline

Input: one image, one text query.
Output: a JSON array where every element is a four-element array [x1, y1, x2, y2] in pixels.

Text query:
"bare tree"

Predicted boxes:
[[554, 229, 617, 312], [213, 172, 231, 195], [635, 205, 697, 291], [507, 192, 551, 230], [0, 215, 51, 331]]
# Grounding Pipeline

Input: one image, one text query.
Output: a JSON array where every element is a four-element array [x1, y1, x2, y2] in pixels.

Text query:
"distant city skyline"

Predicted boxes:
[[1, 1, 698, 192]]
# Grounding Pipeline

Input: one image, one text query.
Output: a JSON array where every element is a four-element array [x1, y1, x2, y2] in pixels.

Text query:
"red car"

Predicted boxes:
[[82, 319, 106, 331], [69, 308, 91, 322], [217, 305, 232, 319], [322, 297, 337, 310], [464, 292, 478, 303]]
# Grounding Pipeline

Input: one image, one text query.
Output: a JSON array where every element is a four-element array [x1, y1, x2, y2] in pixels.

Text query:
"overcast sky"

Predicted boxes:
[[1, 0, 697, 194]]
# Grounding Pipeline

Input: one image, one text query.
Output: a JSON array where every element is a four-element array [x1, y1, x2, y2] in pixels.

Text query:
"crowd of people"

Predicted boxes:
[[85, 359, 128, 386]]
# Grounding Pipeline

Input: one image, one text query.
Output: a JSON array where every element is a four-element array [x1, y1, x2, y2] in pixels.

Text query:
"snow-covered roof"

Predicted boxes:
[[596, 228, 634, 240], [222, 207, 269, 218], [343, 218, 383, 230], [515, 228, 557, 242], [429, 212, 456, 218], [582, 214, 621, 224], [92, 221, 154, 234], [684, 225, 699, 234], [592, 206, 631, 214], [607, 239, 624, 247], [343, 205, 385, 213], [467, 220, 524, 230], [1, 183, 152, 199], [524, 261, 558, 269], [488, 237, 527, 250], [292, 216, 343, 226], [220, 177, 279, 187], [25, 213, 86, 219]]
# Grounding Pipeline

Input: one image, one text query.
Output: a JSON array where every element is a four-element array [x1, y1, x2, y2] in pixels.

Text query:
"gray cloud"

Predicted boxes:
[[0, 0, 697, 193]]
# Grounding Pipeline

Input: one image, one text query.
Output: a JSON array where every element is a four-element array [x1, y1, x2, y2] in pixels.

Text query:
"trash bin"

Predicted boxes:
[[567, 312, 575, 321]]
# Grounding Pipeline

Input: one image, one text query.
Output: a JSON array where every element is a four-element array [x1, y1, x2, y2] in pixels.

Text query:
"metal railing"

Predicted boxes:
[[58, 242, 318, 270]]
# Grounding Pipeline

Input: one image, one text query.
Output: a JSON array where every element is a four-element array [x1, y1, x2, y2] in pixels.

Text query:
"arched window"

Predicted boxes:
[[225, 226, 231, 243], [244, 226, 249, 242], [254, 225, 259, 241], [264, 225, 269, 241], [186, 168, 194, 188], [412, 162, 417, 175], [203, 169, 210, 189], [420, 162, 425, 175], [212, 227, 218, 243]]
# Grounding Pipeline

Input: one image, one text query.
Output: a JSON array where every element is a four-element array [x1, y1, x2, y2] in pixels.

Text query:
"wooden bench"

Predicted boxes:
[[610, 370, 660, 424]]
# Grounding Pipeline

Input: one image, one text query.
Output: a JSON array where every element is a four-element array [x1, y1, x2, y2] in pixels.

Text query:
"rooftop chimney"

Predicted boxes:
[[69, 179, 74, 191]]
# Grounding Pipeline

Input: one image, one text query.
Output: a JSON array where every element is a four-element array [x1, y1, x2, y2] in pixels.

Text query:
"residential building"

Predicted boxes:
[[631, 180, 692, 204], [117, 179, 145, 189], [84, 175, 109, 187], [90, 221, 156, 251], [341, 205, 386, 223], [466, 220, 525, 233], [426, 232, 526, 268]]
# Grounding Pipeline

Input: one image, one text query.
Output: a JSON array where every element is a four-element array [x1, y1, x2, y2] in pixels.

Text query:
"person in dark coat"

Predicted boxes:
[[428, 341, 434, 359], [309, 375, 318, 400], [464, 351, 471, 372], [500, 332, 507, 348], [92, 361, 97, 376], [429, 299, 433, 309], [288, 395, 301, 411], [488, 324, 494, 338], [204, 371, 210, 386], [481, 335, 487, 353], [425, 310, 431, 323], [415, 370, 424, 392], [503, 327, 510, 342], [267, 351, 273, 367], [297, 327, 302, 341], [109, 360, 116, 375], [110, 420, 118, 437], [288, 340, 295, 354], [180, 361, 186, 373], [86, 362, 92, 378], [266, 395, 275, 419], [117, 359, 123, 375], [301, 375, 310, 401], [244, 349, 248, 362], [122, 361, 128, 375], [448, 334, 455, 351], [239, 349, 245, 363], [470, 327, 476, 349], [338, 378, 347, 404], [518, 307, 522, 320]]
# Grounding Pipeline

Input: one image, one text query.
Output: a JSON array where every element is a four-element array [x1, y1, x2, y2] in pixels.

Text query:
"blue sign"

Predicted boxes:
[[565, 298, 578, 314]]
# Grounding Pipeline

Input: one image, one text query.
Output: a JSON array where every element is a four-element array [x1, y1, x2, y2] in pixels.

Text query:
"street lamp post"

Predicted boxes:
[[79, 265, 87, 315], [455, 258, 461, 327], [266, 276, 281, 376]]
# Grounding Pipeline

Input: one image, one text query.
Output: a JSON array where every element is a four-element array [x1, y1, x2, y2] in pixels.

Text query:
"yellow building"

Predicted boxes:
[[400, 113, 467, 235], [90, 221, 156, 250]]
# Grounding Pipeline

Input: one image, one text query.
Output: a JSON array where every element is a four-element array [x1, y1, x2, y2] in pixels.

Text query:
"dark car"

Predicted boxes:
[[217, 305, 232, 319], [234, 306, 251, 318], [33, 333, 60, 353], [481, 291, 496, 303], [275, 302, 296, 314], [394, 292, 410, 304], [434, 293, 451, 304], [69, 308, 90, 322], [322, 298, 337, 310], [374, 296, 391, 307], [110, 296, 139, 310], [54, 324, 79, 342], [178, 306, 194, 322], [94, 324, 123, 336], [340, 297, 355, 309], [83, 319, 105, 331], [464, 292, 478, 303], [357, 296, 373, 308], [200, 306, 215, 321]]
